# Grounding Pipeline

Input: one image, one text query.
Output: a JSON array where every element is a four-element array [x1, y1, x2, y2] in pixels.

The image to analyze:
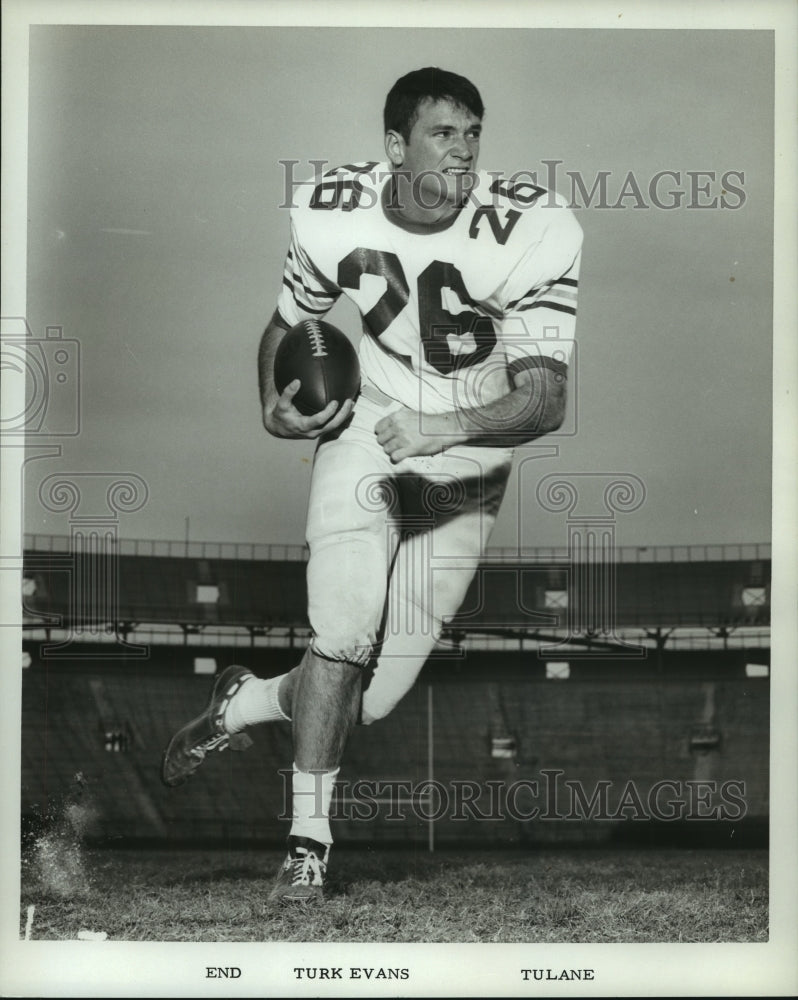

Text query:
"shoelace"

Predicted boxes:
[[189, 732, 229, 759], [290, 850, 325, 886]]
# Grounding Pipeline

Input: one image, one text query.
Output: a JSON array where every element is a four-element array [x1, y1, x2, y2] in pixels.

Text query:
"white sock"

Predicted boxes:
[[290, 764, 339, 846], [224, 674, 290, 733]]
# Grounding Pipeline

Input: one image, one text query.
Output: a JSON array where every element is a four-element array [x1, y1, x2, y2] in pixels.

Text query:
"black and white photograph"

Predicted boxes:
[[1, 1, 796, 996]]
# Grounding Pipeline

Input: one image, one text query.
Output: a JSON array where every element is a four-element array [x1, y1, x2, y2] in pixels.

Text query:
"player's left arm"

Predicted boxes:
[[375, 365, 565, 462]]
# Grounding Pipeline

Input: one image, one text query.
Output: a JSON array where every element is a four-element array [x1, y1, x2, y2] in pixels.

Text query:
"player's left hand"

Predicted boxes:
[[375, 408, 455, 463]]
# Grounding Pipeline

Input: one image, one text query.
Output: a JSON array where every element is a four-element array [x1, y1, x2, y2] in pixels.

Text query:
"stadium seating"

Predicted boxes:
[[22, 546, 770, 632], [21, 647, 769, 845], [19, 539, 770, 846]]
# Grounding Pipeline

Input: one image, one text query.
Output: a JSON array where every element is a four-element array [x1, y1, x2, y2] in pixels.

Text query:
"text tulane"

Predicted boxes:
[[521, 969, 595, 981]]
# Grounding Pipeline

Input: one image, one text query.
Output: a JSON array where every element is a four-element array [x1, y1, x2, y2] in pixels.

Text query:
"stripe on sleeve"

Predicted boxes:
[[507, 276, 579, 312], [282, 274, 340, 315], [517, 300, 577, 317]]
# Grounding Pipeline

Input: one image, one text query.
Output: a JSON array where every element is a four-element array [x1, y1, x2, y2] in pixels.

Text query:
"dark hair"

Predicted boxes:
[[383, 67, 484, 142]]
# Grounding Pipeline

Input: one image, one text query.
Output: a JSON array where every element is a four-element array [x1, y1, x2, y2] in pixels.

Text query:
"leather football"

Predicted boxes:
[[274, 320, 361, 416]]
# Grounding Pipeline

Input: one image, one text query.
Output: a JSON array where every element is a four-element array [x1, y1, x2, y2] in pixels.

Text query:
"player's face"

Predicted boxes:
[[387, 98, 482, 217]]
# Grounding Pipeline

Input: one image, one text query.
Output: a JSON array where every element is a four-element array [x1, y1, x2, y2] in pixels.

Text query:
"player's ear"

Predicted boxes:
[[385, 130, 405, 167]]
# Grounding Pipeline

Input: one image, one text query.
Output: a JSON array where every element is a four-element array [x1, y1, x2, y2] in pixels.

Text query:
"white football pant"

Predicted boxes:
[[305, 392, 512, 723]]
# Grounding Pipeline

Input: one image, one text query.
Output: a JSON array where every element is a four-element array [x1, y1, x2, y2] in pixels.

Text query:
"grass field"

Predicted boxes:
[[21, 832, 768, 943]]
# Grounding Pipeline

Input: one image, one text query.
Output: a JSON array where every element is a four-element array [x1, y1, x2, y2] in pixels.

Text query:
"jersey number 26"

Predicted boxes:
[[337, 248, 496, 375]]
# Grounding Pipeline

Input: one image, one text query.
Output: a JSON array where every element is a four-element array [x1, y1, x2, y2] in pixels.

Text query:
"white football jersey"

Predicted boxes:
[[276, 161, 583, 414]]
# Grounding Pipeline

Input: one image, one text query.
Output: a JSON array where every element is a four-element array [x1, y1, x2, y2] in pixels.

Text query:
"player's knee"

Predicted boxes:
[[359, 705, 385, 726], [360, 672, 418, 725], [360, 693, 403, 725], [359, 707, 376, 726], [310, 634, 373, 668]]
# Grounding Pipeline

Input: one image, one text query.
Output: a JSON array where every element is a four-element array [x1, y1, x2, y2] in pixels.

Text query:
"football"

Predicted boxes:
[[273, 319, 361, 416]]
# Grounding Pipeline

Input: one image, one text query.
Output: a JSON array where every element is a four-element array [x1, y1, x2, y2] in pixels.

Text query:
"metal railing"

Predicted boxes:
[[23, 533, 770, 564], [23, 534, 309, 562], [21, 623, 770, 652]]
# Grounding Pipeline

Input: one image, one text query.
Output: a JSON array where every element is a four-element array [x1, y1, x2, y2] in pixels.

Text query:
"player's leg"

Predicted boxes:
[[269, 401, 400, 900], [161, 399, 395, 796], [361, 448, 512, 724], [232, 395, 399, 731], [284, 422, 395, 796], [213, 648, 360, 758]]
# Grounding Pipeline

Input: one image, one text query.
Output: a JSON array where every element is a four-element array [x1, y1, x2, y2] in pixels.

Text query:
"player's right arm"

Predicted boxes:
[[258, 311, 354, 439], [260, 205, 354, 439]]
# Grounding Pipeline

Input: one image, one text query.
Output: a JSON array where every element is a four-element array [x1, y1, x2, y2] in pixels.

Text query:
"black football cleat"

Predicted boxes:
[[268, 836, 330, 904], [161, 665, 255, 787]]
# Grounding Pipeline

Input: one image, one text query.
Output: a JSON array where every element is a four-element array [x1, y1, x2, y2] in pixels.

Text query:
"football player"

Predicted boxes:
[[162, 67, 583, 902]]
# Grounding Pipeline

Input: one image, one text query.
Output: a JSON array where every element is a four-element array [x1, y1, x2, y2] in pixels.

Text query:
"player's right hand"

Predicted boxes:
[[262, 379, 355, 439]]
